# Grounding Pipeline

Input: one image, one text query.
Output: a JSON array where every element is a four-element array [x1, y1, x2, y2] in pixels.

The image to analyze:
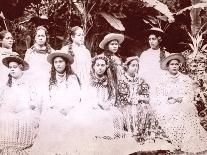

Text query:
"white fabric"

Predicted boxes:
[[61, 44, 91, 87], [139, 48, 167, 94], [152, 72, 207, 153]]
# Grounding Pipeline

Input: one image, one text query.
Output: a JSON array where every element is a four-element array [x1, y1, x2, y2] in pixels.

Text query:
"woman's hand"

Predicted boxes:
[[175, 97, 183, 103], [167, 97, 176, 104], [60, 108, 68, 116]]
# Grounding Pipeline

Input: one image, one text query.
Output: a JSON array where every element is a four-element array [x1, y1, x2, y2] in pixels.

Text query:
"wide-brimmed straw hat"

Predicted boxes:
[[2, 54, 29, 71], [99, 33, 124, 50], [47, 50, 74, 64], [160, 53, 185, 70], [144, 27, 164, 37]]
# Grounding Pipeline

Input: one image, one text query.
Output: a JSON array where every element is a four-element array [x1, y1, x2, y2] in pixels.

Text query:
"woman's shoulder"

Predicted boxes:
[[67, 74, 79, 82], [179, 73, 192, 83]]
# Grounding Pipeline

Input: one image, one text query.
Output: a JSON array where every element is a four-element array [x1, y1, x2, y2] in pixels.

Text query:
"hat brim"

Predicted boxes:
[[99, 34, 124, 49], [2, 56, 29, 71], [161, 53, 185, 70], [47, 53, 74, 65]]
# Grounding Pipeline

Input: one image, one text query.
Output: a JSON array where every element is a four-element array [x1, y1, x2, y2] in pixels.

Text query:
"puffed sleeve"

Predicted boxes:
[[24, 48, 33, 61], [181, 76, 197, 112], [61, 45, 69, 53]]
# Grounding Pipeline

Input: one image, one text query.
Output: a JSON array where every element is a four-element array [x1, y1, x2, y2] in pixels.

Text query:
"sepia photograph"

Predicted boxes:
[[0, 0, 207, 154]]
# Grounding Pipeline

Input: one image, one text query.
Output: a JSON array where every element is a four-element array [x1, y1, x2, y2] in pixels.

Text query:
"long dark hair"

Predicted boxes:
[[49, 57, 80, 90], [6, 74, 12, 87], [91, 57, 115, 99], [63, 26, 83, 56]]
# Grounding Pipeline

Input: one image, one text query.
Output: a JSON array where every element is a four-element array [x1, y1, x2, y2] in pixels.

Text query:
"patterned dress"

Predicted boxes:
[[152, 72, 207, 153], [115, 70, 167, 143], [0, 75, 40, 155], [76, 71, 139, 155]]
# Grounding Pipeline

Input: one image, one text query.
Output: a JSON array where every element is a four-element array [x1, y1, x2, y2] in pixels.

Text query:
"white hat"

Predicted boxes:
[[160, 53, 185, 70], [144, 27, 164, 37], [99, 33, 124, 49], [47, 50, 74, 64], [2, 54, 29, 71]]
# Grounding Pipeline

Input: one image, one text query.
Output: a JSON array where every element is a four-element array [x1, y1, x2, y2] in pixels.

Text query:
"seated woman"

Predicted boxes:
[[115, 56, 171, 151], [30, 50, 81, 155], [152, 53, 207, 154], [78, 55, 139, 155], [0, 54, 40, 154]]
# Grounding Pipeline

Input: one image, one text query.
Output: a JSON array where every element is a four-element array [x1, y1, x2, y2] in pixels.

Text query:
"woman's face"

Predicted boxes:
[[167, 59, 180, 75], [8, 62, 23, 79], [93, 59, 107, 77], [54, 57, 66, 74], [35, 29, 47, 46], [126, 60, 139, 77], [71, 28, 84, 46], [2, 32, 13, 49], [148, 34, 160, 50], [108, 40, 119, 53]]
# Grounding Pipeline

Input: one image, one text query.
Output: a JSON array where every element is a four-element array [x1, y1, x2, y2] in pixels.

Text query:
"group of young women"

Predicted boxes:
[[0, 25, 207, 155]]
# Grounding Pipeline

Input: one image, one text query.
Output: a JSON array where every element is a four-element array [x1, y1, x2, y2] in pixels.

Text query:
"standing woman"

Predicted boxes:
[[0, 30, 18, 84], [152, 53, 207, 154], [24, 26, 54, 94], [30, 50, 81, 155], [139, 27, 169, 94], [0, 54, 40, 155], [99, 33, 124, 81], [61, 26, 91, 87]]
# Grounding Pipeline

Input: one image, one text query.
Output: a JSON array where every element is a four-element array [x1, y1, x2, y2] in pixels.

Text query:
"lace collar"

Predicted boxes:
[[12, 74, 25, 86], [166, 72, 181, 83], [0, 48, 13, 56], [90, 72, 108, 88], [123, 72, 139, 83], [56, 72, 66, 84], [31, 43, 48, 54]]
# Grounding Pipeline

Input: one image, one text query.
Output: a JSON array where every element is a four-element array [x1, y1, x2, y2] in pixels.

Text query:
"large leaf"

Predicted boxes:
[[176, 2, 207, 15], [143, 0, 175, 23], [99, 12, 125, 31]]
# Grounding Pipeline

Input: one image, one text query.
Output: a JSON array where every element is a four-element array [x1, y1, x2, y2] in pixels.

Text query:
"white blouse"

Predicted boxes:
[[61, 44, 91, 87]]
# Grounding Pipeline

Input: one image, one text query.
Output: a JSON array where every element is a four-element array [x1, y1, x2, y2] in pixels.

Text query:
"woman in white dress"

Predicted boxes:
[[0, 54, 40, 155], [61, 26, 91, 87], [0, 30, 18, 85], [152, 53, 207, 154], [24, 26, 54, 96], [139, 27, 169, 95], [30, 49, 81, 155]]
